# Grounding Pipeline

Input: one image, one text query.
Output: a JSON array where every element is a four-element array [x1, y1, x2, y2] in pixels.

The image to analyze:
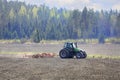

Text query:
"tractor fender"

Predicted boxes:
[[79, 50, 87, 58]]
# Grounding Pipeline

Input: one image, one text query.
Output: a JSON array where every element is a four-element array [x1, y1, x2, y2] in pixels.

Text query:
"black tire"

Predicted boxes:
[[76, 52, 82, 59], [65, 48, 74, 58], [82, 51, 87, 58], [79, 51, 87, 58], [59, 49, 69, 58], [68, 54, 74, 58]]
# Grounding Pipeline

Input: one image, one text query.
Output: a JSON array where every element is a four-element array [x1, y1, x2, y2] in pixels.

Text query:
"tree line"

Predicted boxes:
[[0, 0, 120, 43]]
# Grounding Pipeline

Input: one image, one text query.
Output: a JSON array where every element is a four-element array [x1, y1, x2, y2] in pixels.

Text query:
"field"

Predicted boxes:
[[0, 43, 120, 80], [0, 43, 120, 58]]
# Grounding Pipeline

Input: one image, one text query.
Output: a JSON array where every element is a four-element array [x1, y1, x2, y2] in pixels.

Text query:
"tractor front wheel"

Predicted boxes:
[[82, 51, 87, 58], [76, 52, 82, 59]]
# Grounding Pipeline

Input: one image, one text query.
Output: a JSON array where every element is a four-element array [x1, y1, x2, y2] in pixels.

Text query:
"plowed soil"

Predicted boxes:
[[0, 57, 120, 80], [0, 43, 120, 80]]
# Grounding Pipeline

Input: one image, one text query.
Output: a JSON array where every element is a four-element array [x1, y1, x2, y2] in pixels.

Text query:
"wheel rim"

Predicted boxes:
[[76, 53, 81, 58], [60, 51, 67, 57]]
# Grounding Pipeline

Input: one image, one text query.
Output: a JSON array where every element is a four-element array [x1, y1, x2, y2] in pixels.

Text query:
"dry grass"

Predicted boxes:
[[0, 38, 120, 44]]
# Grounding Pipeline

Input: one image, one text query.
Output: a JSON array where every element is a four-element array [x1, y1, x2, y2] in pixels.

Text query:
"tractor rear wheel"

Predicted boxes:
[[59, 49, 69, 58]]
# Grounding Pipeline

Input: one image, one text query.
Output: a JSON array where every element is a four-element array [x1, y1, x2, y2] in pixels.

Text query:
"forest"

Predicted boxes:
[[0, 0, 120, 43]]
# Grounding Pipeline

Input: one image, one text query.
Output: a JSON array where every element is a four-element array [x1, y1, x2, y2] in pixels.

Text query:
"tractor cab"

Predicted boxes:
[[64, 42, 77, 49]]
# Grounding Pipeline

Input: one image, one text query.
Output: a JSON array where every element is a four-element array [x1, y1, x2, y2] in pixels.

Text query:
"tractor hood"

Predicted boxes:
[[74, 48, 80, 52]]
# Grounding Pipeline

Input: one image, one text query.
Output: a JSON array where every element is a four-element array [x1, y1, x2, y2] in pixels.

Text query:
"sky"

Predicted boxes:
[[7, 0, 120, 11]]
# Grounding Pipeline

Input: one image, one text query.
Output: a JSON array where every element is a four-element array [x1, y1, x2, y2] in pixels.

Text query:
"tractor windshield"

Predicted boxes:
[[64, 43, 77, 48], [64, 43, 72, 48]]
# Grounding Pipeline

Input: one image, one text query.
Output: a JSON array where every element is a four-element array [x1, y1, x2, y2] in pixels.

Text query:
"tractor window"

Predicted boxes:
[[69, 44, 73, 48], [64, 43, 67, 48], [64, 43, 73, 48]]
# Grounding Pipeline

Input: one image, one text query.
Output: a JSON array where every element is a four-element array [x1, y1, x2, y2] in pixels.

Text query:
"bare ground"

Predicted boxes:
[[0, 57, 120, 80], [0, 43, 120, 56], [0, 43, 120, 80]]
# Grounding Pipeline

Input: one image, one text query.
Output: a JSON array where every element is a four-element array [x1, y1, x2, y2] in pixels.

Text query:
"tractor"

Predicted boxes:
[[59, 42, 87, 59]]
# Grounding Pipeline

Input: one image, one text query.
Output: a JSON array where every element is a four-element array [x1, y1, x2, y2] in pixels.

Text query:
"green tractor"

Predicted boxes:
[[59, 42, 87, 59]]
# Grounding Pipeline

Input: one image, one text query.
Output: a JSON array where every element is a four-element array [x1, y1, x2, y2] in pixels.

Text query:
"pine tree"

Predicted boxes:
[[32, 29, 41, 43]]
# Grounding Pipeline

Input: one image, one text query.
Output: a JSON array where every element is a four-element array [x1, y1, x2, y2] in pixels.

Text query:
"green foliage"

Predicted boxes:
[[32, 29, 41, 43], [18, 5, 27, 15], [32, 6, 38, 18], [0, 0, 120, 42], [9, 8, 15, 19], [116, 14, 120, 38], [50, 8, 56, 17], [63, 10, 70, 18]]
